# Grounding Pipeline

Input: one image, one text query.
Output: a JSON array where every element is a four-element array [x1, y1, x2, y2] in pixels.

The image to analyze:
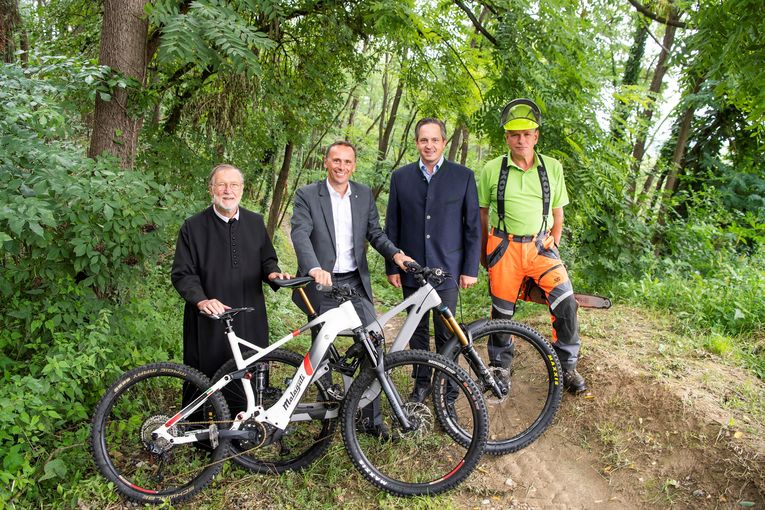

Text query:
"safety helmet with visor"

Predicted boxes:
[[499, 98, 542, 131]]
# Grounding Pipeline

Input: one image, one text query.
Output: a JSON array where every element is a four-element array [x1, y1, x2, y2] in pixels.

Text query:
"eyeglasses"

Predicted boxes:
[[212, 182, 243, 191]]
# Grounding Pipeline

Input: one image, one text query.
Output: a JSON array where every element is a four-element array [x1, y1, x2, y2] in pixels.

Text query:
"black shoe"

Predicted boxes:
[[408, 382, 432, 403], [357, 423, 392, 441], [563, 369, 587, 394]]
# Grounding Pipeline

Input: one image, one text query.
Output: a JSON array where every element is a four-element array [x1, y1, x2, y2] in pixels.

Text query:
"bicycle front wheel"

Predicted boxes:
[[439, 319, 563, 455], [341, 350, 488, 496], [90, 363, 231, 505]]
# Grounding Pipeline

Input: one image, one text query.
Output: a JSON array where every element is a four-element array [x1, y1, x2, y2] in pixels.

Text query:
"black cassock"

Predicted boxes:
[[171, 206, 280, 378]]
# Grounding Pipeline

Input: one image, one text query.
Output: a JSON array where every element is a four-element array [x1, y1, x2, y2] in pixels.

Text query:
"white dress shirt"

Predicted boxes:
[[327, 179, 356, 273]]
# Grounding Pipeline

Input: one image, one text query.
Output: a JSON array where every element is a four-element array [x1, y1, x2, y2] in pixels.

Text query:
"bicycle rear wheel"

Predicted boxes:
[[341, 350, 488, 496], [211, 348, 338, 473], [90, 363, 230, 505], [438, 319, 562, 455]]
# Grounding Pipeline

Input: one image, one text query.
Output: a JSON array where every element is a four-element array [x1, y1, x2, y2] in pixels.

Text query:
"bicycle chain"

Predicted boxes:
[[144, 422, 334, 483]]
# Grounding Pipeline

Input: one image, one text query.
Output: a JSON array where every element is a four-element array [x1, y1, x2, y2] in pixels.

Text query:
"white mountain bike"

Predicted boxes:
[[216, 261, 562, 467], [90, 280, 489, 504]]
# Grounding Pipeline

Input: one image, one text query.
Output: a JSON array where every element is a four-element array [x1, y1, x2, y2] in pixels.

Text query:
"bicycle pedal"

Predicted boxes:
[[208, 423, 219, 449], [327, 384, 344, 401]]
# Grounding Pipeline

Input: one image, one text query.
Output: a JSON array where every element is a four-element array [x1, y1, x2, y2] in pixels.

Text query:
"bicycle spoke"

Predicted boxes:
[[91, 363, 230, 504]]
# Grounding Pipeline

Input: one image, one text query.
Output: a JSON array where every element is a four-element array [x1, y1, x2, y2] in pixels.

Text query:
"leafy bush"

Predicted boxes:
[[0, 60, 181, 506]]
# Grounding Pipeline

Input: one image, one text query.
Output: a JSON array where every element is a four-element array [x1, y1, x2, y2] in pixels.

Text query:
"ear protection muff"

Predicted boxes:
[[499, 98, 542, 129]]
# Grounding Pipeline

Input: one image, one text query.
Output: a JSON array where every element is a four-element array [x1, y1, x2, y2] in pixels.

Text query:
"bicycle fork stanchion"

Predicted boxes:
[[353, 327, 414, 431], [439, 304, 508, 399]]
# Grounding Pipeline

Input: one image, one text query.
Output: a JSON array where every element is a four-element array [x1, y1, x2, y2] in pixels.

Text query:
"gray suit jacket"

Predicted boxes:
[[290, 179, 400, 311]]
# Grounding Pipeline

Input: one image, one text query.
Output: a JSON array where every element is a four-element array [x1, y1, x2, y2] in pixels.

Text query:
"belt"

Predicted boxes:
[[491, 227, 548, 243], [332, 270, 358, 278]]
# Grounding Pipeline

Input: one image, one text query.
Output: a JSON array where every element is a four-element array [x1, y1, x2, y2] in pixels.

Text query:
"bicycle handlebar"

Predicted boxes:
[[404, 261, 449, 287], [315, 282, 358, 303]]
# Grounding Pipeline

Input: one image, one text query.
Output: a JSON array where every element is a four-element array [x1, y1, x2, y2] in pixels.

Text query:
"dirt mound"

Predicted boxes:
[[451, 307, 765, 509]]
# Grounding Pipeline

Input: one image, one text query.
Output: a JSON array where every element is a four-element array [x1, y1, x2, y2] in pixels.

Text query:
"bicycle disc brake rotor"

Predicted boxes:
[[140, 415, 178, 452], [486, 366, 511, 404], [398, 402, 433, 438]]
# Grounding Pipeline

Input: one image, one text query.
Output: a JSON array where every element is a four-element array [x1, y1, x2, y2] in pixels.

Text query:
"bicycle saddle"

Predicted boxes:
[[201, 307, 254, 320], [270, 276, 314, 289]]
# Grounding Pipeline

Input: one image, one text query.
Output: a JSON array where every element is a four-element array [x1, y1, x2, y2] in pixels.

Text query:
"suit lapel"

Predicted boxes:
[[317, 181, 337, 252]]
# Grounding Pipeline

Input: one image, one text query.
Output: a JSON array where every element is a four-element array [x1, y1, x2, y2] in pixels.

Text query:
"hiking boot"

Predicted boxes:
[[563, 369, 587, 394]]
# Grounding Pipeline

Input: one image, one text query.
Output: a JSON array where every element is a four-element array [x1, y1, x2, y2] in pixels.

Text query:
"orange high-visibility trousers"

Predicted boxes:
[[486, 228, 581, 370]]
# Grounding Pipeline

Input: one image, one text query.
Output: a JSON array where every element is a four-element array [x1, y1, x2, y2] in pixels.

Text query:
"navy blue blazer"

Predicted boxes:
[[384, 160, 481, 289]]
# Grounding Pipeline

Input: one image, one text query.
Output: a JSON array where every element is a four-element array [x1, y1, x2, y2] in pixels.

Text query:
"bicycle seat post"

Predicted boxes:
[[223, 317, 235, 334]]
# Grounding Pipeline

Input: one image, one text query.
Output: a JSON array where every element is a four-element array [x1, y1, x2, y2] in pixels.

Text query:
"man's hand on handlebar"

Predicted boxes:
[[392, 251, 415, 271], [309, 268, 332, 287], [268, 271, 292, 280]]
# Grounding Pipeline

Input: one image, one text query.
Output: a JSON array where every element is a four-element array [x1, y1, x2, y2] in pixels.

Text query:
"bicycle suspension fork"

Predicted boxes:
[[352, 327, 414, 431], [437, 304, 509, 399]]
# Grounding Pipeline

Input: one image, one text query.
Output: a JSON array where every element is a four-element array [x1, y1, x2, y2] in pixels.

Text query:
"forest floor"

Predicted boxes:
[[434, 306, 765, 510]]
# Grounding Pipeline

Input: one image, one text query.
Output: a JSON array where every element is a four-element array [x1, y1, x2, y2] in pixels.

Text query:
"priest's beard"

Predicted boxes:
[[212, 196, 240, 216]]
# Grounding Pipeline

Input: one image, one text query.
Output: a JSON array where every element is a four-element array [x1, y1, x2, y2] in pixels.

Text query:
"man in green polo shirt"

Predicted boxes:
[[478, 98, 586, 394]]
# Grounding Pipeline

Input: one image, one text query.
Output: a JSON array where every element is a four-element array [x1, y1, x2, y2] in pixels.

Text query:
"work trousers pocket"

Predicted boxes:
[[486, 233, 509, 269]]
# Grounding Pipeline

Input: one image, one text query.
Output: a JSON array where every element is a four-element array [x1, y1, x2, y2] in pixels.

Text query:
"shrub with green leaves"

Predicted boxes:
[[0, 60, 180, 506]]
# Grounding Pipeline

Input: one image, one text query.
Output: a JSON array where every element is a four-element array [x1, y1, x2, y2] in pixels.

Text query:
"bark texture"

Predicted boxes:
[[88, 0, 150, 168]]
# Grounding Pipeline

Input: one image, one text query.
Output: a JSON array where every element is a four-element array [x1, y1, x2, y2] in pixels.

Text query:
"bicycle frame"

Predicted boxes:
[[362, 280, 501, 399], [151, 300, 367, 444], [367, 282, 451, 352]]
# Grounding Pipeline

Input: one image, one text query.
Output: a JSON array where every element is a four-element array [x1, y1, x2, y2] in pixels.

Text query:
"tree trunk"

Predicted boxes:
[[627, 9, 678, 200], [448, 123, 463, 161], [610, 18, 649, 140], [88, 0, 150, 169], [656, 99, 697, 225], [18, 18, 28, 65], [377, 54, 391, 153], [378, 76, 403, 161], [460, 128, 470, 166], [1, 0, 21, 63], [257, 148, 276, 209], [266, 142, 293, 237], [345, 95, 359, 132]]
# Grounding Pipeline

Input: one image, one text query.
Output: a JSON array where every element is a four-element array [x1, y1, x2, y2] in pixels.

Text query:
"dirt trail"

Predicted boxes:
[[438, 307, 765, 510]]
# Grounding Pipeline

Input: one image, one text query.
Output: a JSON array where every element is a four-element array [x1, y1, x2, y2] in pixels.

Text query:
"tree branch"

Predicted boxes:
[[626, 0, 686, 28], [453, 0, 497, 46]]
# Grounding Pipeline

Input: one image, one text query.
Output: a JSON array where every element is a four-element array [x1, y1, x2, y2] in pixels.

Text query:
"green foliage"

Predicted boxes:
[[0, 62, 176, 296], [688, 0, 765, 130], [148, 0, 275, 77], [0, 60, 183, 506], [619, 252, 765, 378]]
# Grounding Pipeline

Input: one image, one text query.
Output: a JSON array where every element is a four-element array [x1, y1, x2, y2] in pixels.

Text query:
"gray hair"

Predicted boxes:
[[207, 164, 244, 187]]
